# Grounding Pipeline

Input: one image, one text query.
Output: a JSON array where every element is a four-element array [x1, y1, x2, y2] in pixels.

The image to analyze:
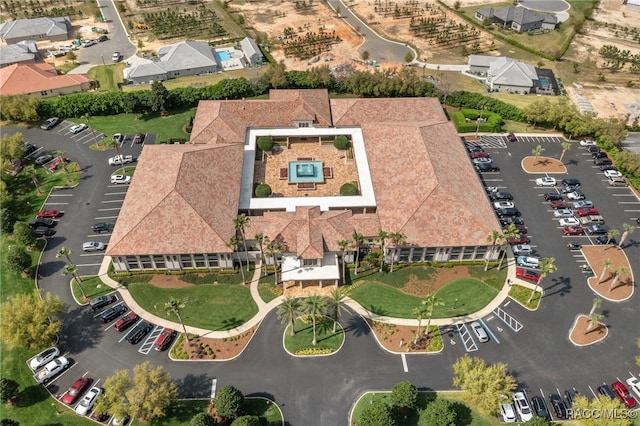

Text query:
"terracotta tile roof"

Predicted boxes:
[[106, 144, 244, 256], [0, 63, 90, 96]]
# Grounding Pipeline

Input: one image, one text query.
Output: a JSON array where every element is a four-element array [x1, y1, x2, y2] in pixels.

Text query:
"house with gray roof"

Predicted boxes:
[[468, 55, 558, 95], [124, 40, 218, 85], [475, 6, 557, 33], [240, 37, 263, 67], [0, 40, 37, 68], [0, 17, 71, 44]]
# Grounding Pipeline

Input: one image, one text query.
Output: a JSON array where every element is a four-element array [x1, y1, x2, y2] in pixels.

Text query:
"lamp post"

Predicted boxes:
[[52, 402, 61, 415], [101, 54, 105, 67], [475, 104, 485, 138]]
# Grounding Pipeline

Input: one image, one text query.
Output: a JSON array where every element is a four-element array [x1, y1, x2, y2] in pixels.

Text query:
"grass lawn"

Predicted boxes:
[[257, 282, 283, 304], [70, 276, 114, 304], [147, 399, 209, 426], [68, 109, 194, 143], [127, 283, 257, 330], [508, 284, 541, 309], [122, 67, 263, 91], [87, 63, 126, 91], [244, 397, 284, 424], [284, 317, 344, 354]]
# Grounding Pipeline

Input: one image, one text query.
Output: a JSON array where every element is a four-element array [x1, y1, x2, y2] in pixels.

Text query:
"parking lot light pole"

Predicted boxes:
[[101, 54, 105, 67], [52, 402, 61, 415]]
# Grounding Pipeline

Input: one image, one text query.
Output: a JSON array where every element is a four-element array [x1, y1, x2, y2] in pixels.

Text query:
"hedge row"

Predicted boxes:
[[451, 109, 502, 133]]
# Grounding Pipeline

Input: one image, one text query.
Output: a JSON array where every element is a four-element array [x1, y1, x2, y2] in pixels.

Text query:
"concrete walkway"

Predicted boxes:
[[98, 255, 536, 338]]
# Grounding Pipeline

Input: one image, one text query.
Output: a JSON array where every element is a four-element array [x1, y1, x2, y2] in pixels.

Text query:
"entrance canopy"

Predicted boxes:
[[281, 253, 340, 282]]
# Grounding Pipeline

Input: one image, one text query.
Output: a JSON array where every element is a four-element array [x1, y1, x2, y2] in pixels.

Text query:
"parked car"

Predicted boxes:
[[598, 384, 617, 400], [83, 241, 105, 252], [76, 386, 101, 416], [594, 157, 613, 166], [496, 207, 521, 218], [97, 35, 109, 42], [507, 133, 517, 142], [500, 402, 517, 423], [626, 377, 640, 400], [535, 177, 556, 186], [472, 157, 492, 165], [600, 165, 618, 172], [154, 328, 176, 351], [100, 304, 127, 323], [29, 346, 60, 370], [577, 207, 599, 217], [512, 245, 533, 256], [81, 39, 97, 48], [489, 191, 513, 201], [563, 226, 585, 236], [90, 294, 116, 311], [595, 235, 616, 245], [516, 256, 539, 269], [113, 133, 124, 143], [34, 155, 53, 165], [609, 176, 628, 187], [126, 321, 152, 344], [508, 235, 530, 245], [37, 209, 62, 218], [33, 226, 56, 237], [516, 268, 540, 283], [110, 175, 131, 185], [544, 193, 563, 201], [493, 201, 515, 210], [503, 224, 527, 234], [33, 356, 69, 384], [567, 190, 585, 200], [470, 321, 489, 343], [580, 139, 596, 146], [531, 395, 550, 421], [500, 217, 525, 227], [465, 143, 483, 152], [513, 392, 533, 422], [112, 51, 121, 61], [550, 200, 570, 209], [573, 200, 594, 209], [565, 389, 579, 407], [114, 312, 138, 332], [28, 218, 55, 228], [45, 156, 69, 171], [561, 178, 581, 187], [592, 151, 608, 159], [604, 169, 623, 178], [586, 224, 609, 235], [549, 393, 568, 419], [560, 217, 580, 226], [611, 381, 637, 408], [40, 117, 62, 130], [553, 209, 574, 218], [475, 162, 500, 172], [470, 151, 490, 159], [62, 376, 90, 405], [133, 133, 145, 144], [23, 142, 38, 157], [69, 123, 88, 134], [92, 222, 114, 233]]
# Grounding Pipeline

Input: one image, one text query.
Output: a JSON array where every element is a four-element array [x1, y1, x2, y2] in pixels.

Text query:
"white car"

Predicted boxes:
[[567, 191, 585, 200], [573, 200, 594, 209], [559, 217, 580, 226], [75, 386, 101, 416], [627, 377, 640, 400], [580, 139, 596, 146], [493, 201, 515, 210], [472, 157, 492, 165], [81, 40, 97, 48], [604, 169, 622, 178], [110, 175, 131, 185], [83, 241, 105, 252], [69, 123, 87, 134], [512, 244, 533, 255], [513, 391, 533, 421], [535, 177, 556, 186], [29, 347, 60, 371], [500, 402, 517, 423], [553, 209, 574, 218], [470, 321, 489, 342]]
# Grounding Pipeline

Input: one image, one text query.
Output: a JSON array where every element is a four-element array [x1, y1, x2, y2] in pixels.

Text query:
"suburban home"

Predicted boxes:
[[124, 40, 218, 85], [475, 6, 558, 33], [240, 37, 264, 67], [0, 62, 91, 98], [0, 40, 37, 68], [106, 90, 504, 288], [0, 16, 71, 44], [468, 55, 559, 95]]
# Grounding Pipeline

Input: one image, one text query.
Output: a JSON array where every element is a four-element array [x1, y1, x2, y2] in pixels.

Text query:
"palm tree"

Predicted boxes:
[[327, 288, 347, 333], [265, 239, 282, 286], [62, 264, 86, 299], [165, 297, 190, 345], [608, 265, 629, 293], [255, 233, 268, 276], [558, 141, 571, 164], [412, 300, 429, 344], [352, 232, 365, 275], [532, 145, 545, 165], [485, 230, 503, 271], [376, 229, 388, 273], [233, 214, 251, 271], [606, 228, 619, 245], [501, 224, 520, 269], [56, 246, 73, 265], [24, 165, 43, 194], [226, 237, 245, 285], [54, 149, 70, 178], [584, 312, 604, 335], [423, 293, 444, 339], [105, 137, 124, 173], [618, 223, 635, 248], [388, 232, 406, 273], [598, 258, 612, 284], [527, 257, 556, 304], [336, 239, 352, 284], [303, 295, 327, 345], [277, 297, 301, 336], [588, 297, 602, 316]]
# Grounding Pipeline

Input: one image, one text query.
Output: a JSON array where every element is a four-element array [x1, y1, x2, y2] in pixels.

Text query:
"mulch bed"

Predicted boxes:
[[583, 245, 634, 301], [521, 156, 567, 174], [569, 315, 608, 346]]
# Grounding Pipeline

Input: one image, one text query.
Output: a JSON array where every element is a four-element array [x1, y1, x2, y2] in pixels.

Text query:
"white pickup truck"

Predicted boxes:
[[108, 155, 134, 166], [33, 356, 69, 384]]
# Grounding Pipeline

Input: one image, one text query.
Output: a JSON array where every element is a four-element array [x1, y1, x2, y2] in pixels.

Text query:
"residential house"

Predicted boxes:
[[240, 37, 263, 67], [475, 6, 558, 33], [468, 55, 558, 95], [0, 40, 37, 68], [0, 63, 91, 98], [0, 17, 71, 44]]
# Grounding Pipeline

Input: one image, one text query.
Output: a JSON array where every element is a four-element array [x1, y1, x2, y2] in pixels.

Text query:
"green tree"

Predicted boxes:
[[388, 232, 406, 273], [340, 182, 358, 195], [231, 416, 260, 426], [452, 354, 517, 415], [418, 397, 457, 426], [277, 297, 301, 336], [618, 223, 635, 248], [361, 50, 370, 61], [62, 263, 86, 299], [598, 258, 612, 284], [585, 311, 604, 335], [589, 297, 602, 316], [226, 236, 246, 285], [254, 183, 272, 198], [377, 229, 388, 273], [66, 50, 77, 61], [126, 361, 178, 421], [189, 412, 216, 426], [6, 245, 31, 274], [352, 231, 365, 275], [423, 293, 444, 338], [608, 265, 629, 293], [214, 385, 244, 420], [256, 136, 274, 152], [358, 400, 396, 426], [528, 257, 556, 304], [23, 164, 42, 194], [501, 223, 521, 269], [334, 135, 350, 150], [55, 246, 73, 265], [606, 228, 619, 245], [303, 295, 327, 345], [265, 239, 282, 285], [0, 419, 19, 426], [412, 300, 429, 344], [254, 233, 268, 276], [0, 132, 24, 162], [531, 144, 545, 165], [12, 222, 35, 247], [485, 230, 504, 271], [233, 214, 251, 271], [337, 239, 352, 283], [94, 369, 132, 421], [391, 380, 418, 411], [0, 208, 17, 234], [572, 394, 630, 426], [0, 291, 64, 349], [327, 288, 346, 333], [559, 141, 571, 163], [0, 378, 20, 403], [404, 51, 413, 63], [165, 297, 190, 345]]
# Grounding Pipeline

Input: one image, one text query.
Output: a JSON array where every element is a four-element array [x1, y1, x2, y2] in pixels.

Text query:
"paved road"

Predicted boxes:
[[10, 125, 640, 425], [519, 0, 569, 13]]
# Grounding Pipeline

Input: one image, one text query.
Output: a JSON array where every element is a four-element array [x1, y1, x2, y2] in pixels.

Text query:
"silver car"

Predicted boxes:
[[512, 244, 533, 255], [29, 346, 60, 370], [83, 241, 105, 252], [470, 321, 489, 343]]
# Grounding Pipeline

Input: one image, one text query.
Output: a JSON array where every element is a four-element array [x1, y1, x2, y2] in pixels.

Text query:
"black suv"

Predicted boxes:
[[598, 384, 616, 400], [544, 193, 564, 202], [126, 321, 152, 344], [100, 304, 127, 323], [92, 222, 114, 233], [499, 217, 525, 227], [33, 227, 56, 237], [586, 224, 608, 235], [489, 191, 513, 201], [565, 389, 578, 407], [90, 294, 117, 311], [23, 143, 38, 157], [495, 207, 521, 218], [561, 178, 581, 187], [531, 395, 550, 421], [40, 117, 62, 130], [28, 218, 55, 228], [549, 393, 567, 419], [475, 162, 500, 172]]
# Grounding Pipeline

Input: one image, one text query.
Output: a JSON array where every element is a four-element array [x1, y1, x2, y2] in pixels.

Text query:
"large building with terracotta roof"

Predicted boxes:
[[0, 62, 91, 98], [107, 89, 503, 285]]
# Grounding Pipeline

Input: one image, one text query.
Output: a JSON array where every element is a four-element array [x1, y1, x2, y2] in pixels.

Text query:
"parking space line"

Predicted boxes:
[[98, 208, 121, 211], [139, 325, 162, 354], [101, 200, 125, 203], [479, 318, 499, 344], [211, 378, 217, 398], [456, 323, 478, 352], [120, 319, 143, 343], [42, 202, 68, 205], [49, 194, 73, 197], [588, 385, 598, 398], [95, 216, 118, 220], [401, 353, 408, 372], [79, 253, 106, 257], [492, 307, 523, 332], [86, 234, 111, 238]]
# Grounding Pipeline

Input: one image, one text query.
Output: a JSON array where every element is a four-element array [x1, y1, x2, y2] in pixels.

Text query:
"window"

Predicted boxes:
[[424, 248, 436, 262], [399, 247, 411, 262], [180, 254, 194, 269], [206, 254, 219, 268], [302, 258, 317, 267], [462, 247, 475, 260], [140, 256, 152, 269], [194, 254, 206, 268], [411, 248, 424, 262], [125, 256, 141, 270], [153, 255, 166, 269]]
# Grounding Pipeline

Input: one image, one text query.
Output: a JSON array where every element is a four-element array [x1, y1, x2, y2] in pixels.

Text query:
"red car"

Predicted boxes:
[[154, 328, 176, 351], [516, 267, 541, 283], [37, 209, 62, 218], [61, 376, 89, 405], [46, 157, 69, 171], [470, 151, 490, 159], [550, 200, 570, 209], [612, 381, 638, 408], [563, 226, 585, 236], [503, 224, 527, 234], [114, 313, 138, 332], [508, 235, 530, 245], [577, 207, 599, 217]]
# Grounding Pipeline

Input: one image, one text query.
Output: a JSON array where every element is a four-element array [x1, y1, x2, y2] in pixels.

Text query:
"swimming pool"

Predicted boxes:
[[288, 161, 324, 183], [215, 50, 231, 62]]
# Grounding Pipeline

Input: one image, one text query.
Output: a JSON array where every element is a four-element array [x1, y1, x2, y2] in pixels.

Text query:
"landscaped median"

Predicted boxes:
[[283, 317, 345, 356]]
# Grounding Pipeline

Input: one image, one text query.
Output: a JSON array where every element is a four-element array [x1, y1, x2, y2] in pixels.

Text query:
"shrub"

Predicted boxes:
[[0, 378, 19, 403], [0, 208, 17, 235], [214, 385, 244, 420], [12, 222, 35, 247], [254, 183, 272, 198], [419, 397, 457, 426], [294, 348, 333, 355], [359, 400, 396, 426], [6, 245, 31, 274], [257, 136, 274, 152], [189, 412, 216, 426], [334, 135, 350, 150], [340, 183, 358, 196], [391, 380, 418, 410], [231, 416, 260, 426]]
